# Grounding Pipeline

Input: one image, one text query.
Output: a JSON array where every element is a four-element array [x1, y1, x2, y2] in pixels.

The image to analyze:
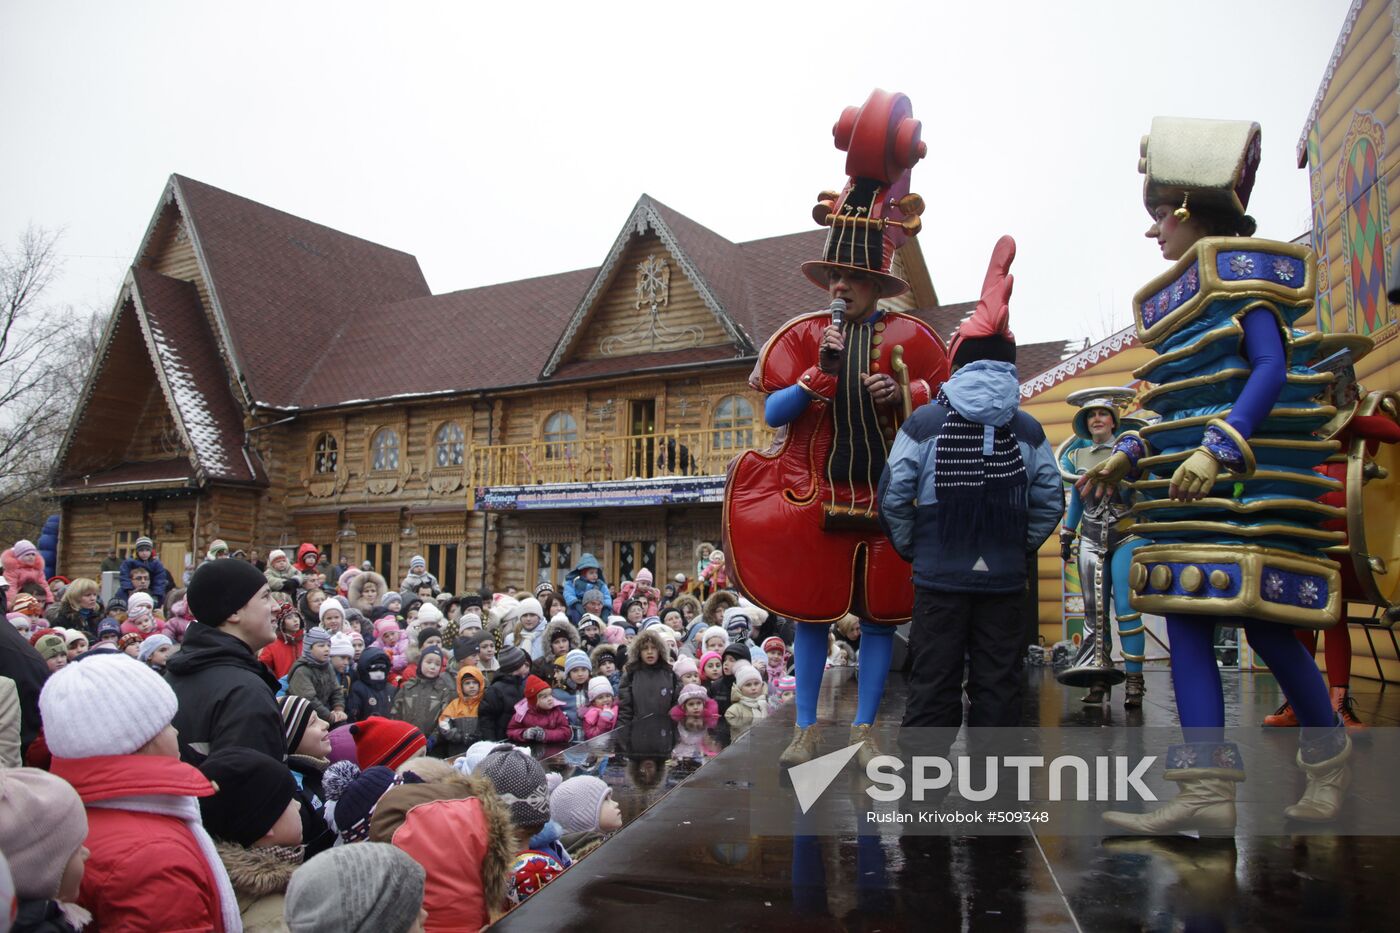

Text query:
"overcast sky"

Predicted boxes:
[[0, 0, 1350, 347]]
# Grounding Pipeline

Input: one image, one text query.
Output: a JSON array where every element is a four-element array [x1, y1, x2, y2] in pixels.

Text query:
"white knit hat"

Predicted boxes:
[[734, 662, 763, 687], [587, 675, 613, 700], [128, 591, 155, 616], [40, 653, 178, 757], [516, 597, 543, 618], [329, 633, 355, 658], [702, 625, 729, 646], [415, 601, 444, 626]]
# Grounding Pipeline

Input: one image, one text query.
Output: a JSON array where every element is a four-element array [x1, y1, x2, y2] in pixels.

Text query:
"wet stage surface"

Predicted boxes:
[[495, 665, 1400, 931]]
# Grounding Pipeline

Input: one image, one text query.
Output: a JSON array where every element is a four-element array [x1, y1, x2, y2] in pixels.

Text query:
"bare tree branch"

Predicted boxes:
[[0, 225, 109, 544]]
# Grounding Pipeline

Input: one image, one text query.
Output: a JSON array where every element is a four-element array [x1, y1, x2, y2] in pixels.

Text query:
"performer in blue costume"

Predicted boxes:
[[1084, 117, 1352, 833], [1056, 388, 1150, 707]]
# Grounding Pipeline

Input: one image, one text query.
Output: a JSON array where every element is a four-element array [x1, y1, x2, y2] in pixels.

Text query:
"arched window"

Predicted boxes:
[[313, 434, 338, 474], [542, 411, 577, 461], [371, 428, 400, 472], [712, 395, 755, 450], [434, 422, 465, 467]]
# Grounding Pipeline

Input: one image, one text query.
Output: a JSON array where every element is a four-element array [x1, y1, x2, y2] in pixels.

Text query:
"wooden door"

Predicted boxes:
[[160, 542, 188, 592]]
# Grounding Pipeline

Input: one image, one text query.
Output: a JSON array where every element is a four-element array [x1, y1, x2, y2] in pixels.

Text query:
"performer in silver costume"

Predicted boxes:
[[1057, 388, 1149, 707]]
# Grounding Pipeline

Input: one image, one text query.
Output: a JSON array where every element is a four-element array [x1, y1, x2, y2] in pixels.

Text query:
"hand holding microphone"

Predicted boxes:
[[819, 298, 847, 374]]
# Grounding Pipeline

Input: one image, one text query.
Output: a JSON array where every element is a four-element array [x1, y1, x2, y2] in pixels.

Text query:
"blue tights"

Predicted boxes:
[[1167, 613, 1334, 735], [795, 621, 895, 728]]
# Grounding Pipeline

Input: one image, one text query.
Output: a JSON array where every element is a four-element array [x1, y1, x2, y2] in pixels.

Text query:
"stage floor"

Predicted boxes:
[[495, 665, 1400, 931]]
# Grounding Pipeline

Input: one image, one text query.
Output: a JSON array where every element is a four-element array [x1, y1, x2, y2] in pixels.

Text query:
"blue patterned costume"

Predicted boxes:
[[1101, 116, 1351, 834], [1114, 237, 1344, 736]]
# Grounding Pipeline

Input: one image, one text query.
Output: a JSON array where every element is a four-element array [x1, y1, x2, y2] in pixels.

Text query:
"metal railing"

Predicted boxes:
[[470, 428, 773, 487]]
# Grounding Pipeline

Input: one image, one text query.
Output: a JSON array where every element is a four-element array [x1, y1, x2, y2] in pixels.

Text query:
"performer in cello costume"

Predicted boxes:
[[1057, 388, 1150, 707], [1083, 117, 1353, 833], [723, 90, 950, 768]]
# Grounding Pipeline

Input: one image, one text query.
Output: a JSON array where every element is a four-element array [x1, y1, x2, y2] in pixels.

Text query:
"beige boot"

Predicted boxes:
[[1124, 673, 1145, 709], [1103, 773, 1241, 835], [850, 723, 882, 769], [779, 724, 821, 767], [1104, 742, 1244, 835], [1285, 736, 1351, 822]]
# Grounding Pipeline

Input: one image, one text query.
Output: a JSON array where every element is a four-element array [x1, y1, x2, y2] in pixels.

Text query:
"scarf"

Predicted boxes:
[[88, 793, 243, 933], [736, 694, 767, 717], [930, 392, 1027, 548]]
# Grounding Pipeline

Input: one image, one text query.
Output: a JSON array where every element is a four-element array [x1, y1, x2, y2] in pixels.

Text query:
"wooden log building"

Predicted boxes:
[[50, 175, 1078, 611]]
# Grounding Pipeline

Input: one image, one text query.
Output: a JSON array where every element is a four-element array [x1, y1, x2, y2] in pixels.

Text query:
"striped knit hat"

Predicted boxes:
[[278, 694, 316, 752]]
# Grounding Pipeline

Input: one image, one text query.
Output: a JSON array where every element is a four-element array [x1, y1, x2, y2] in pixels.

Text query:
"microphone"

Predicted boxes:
[[829, 297, 846, 329], [821, 298, 846, 371]]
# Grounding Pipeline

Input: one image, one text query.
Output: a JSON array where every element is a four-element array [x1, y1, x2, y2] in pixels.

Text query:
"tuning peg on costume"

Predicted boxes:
[[895, 193, 925, 216], [891, 215, 922, 236], [812, 191, 840, 226]]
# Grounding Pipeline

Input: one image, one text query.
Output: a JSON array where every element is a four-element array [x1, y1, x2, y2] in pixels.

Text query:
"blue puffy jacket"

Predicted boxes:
[[118, 555, 170, 603], [878, 360, 1063, 593]]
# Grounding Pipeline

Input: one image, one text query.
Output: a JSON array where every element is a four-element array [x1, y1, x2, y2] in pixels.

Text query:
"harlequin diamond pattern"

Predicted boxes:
[[1343, 135, 1391, 336]]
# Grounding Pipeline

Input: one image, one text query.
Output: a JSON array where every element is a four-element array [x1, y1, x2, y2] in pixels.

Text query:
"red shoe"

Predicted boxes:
[[1332, 686, 1368, 732], [1263, 701, 1298, 727]]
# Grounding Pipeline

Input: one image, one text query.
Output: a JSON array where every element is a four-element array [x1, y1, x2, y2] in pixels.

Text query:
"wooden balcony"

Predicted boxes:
[[470, 428, 773, 490]]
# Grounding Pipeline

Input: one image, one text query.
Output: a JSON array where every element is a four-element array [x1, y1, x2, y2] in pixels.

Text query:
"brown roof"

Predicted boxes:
[[161, 181, 1080, 411], [131, 269, 262, 484], [54, 458, 194, 492], [174, 175, 431, 409], [293, 267, 599, 408], [1016, 339, 1076, 383]]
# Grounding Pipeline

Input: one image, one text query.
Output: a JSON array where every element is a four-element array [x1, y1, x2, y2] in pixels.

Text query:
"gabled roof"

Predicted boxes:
[[170, 175, 432, 409], [129, 268, 262, 484], [53, 268, 264, 491], [541, 196, 761, 378]]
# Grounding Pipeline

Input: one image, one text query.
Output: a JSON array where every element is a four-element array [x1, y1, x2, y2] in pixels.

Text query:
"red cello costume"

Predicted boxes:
[[725, 89, 948, 626], [723, 90, 950, 767]]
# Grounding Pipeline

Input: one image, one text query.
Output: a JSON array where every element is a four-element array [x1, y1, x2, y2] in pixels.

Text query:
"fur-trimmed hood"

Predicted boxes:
[[589, 643, 619, 669], [347, 570, 387, 608], [625, 627, 671, 672], [702, 589, 739, 624], [367, 772, 516, 926], [215, 841, 299, 899], [543, 617, 580, 651]]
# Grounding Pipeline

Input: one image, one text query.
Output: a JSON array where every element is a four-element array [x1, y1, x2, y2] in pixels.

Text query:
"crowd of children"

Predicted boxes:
[[0, 537, 813, 929]]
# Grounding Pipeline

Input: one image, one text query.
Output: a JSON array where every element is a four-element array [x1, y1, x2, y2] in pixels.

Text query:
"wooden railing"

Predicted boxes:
[[470, 428, 774, 487]]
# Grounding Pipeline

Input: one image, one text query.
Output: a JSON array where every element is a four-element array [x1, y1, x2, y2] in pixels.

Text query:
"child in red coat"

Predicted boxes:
[[507, 675, 571, 745]]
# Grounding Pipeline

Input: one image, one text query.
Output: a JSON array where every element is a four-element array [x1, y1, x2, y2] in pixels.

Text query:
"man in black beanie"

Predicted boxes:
[[879, 237, 1063, 730], [167, 557, 287, 764]]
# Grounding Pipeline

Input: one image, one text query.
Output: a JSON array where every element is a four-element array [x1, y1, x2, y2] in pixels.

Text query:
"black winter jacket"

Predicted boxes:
[[478, 672, 525, 742], [617, 663, 678, 756], [0, 620, 48, 755], [165, 622, 286, 764], [347, 648, 395, 722]]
